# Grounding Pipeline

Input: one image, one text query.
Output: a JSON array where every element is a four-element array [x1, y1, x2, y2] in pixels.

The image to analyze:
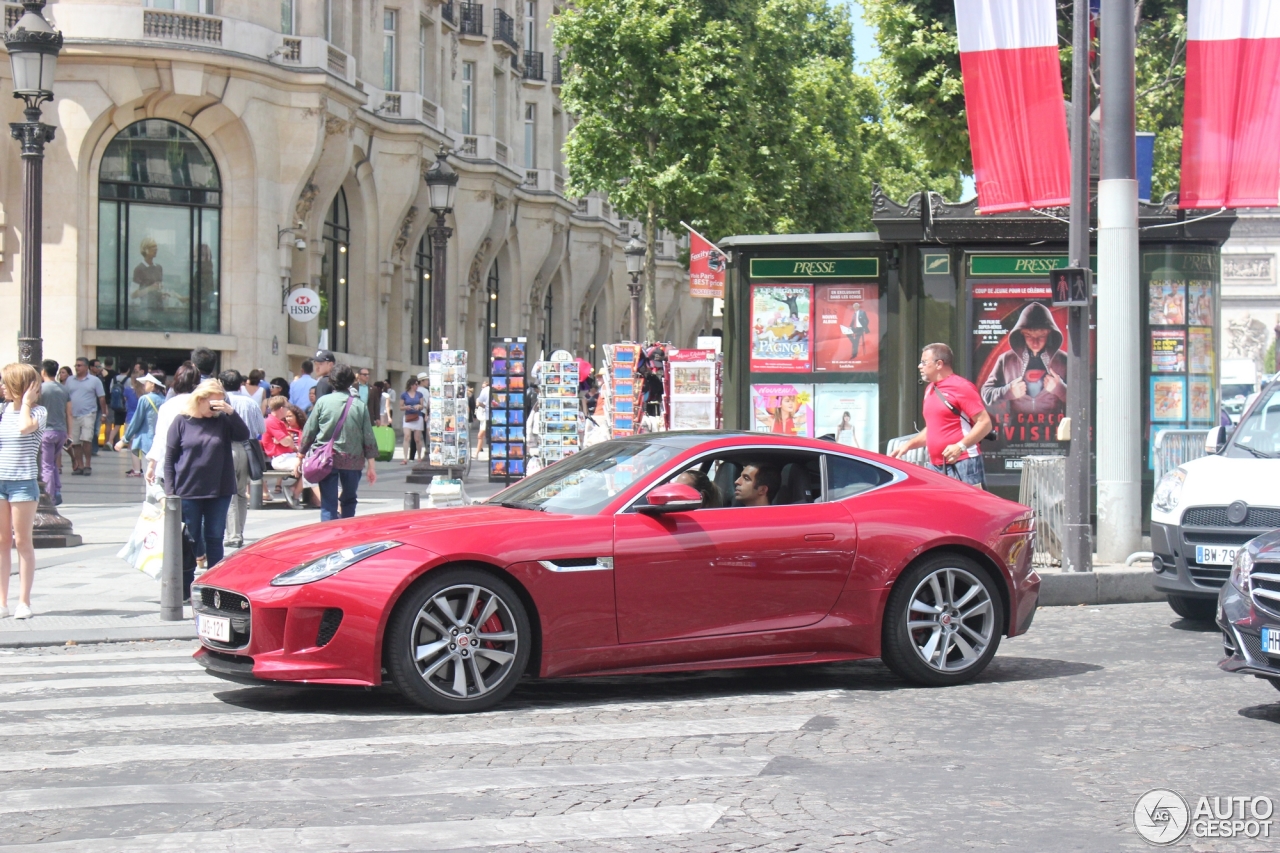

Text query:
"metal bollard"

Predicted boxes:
[[160, 496, 185, 621], [404, 492, 421, 510], [250, 480, 264, 510]]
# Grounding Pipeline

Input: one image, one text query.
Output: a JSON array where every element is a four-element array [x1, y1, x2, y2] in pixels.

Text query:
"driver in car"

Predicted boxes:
[[734, 463, 780, 507]]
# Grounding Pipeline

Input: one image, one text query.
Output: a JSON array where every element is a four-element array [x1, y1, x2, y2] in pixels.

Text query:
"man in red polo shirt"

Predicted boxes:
[[891, 343, 992, 488]]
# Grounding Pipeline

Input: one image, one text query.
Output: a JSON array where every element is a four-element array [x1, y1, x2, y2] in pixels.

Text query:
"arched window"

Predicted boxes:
[[485, 262, 500, 338], [97, 120, 221, 333], [413, 234, 433, 364], [321, 190, 350, 353]]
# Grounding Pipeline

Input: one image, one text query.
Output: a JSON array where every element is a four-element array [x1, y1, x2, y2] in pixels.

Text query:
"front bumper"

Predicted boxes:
[[1216, 583, 1280, 680], [1151, 518, 1271, 599]]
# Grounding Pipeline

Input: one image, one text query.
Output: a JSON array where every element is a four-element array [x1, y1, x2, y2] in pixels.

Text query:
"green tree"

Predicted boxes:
[[863, 0, 1188, 200]]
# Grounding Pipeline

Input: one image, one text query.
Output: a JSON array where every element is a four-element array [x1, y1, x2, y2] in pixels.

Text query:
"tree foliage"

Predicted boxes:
[[864, 0, 1188, 199]]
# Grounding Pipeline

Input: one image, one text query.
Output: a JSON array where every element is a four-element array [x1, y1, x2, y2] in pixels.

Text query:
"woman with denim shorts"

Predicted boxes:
[[0, 363, 47, 620]]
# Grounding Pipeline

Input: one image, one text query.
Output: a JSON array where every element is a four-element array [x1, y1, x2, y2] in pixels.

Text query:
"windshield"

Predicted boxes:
[[1225, 385, 1280, 459], [491, 440, 683, 515]]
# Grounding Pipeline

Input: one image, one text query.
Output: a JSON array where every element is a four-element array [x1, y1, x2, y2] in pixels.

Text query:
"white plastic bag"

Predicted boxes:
[[118, 498, 165, 580]]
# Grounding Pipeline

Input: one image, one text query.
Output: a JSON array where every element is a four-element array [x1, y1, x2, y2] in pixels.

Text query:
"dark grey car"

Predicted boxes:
[[1217, 528, 1280, 692]]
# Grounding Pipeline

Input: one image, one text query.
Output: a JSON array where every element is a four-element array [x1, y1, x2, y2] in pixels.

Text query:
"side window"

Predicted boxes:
[[825, 454, 893, 501]]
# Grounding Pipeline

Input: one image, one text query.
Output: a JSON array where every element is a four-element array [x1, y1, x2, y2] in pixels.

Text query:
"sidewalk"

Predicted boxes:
[[1, 445, 504, 647]]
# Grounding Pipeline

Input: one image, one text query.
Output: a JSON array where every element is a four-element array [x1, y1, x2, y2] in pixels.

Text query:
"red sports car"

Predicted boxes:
[[192, 432, 1039, 713]]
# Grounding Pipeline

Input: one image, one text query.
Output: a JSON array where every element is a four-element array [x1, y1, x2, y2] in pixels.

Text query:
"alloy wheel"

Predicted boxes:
[[410, 583, 520, 700], [906, 567, 996, 673]]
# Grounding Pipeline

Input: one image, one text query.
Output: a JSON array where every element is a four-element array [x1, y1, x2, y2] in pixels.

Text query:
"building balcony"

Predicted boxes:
[[459, 2, 484, 37], [552, 54, 563, 86], [494, 8, 518, 51], [362, 86, 443, 130], [455, 134, 512, 169], [441, 1, 456, 26], [522, 50, 544, 81]]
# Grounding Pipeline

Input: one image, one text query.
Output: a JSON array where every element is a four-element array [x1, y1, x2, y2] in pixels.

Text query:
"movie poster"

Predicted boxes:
[[1149, 280, 1186, 325], [971, 283, 1078, 475], [1189, 377, 1213, 421], [1150, 329, 1186, 373], [1189, 327, 1214, 374], [1187, 281, 1214, 326], [750, 383, 814, 437], [750, 285, 812, 372], [813, 285, 880, 372], [1151, 376, 1187, 422], [814, 384, 879, 451]]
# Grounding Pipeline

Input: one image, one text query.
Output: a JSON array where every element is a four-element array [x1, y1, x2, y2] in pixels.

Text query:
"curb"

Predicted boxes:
[[1037, 567, 1166, 607], [0, 624, 196, 649]]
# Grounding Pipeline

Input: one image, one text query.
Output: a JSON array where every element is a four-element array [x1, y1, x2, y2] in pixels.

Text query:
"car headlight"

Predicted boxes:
[[1230, 548, 1254, 595], [1153, 468, 1186, 513], [270, 541, 402, 586]]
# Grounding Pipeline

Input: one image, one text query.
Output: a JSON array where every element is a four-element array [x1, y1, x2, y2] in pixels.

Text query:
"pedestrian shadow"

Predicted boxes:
[[1238, 702, 1280, 724]]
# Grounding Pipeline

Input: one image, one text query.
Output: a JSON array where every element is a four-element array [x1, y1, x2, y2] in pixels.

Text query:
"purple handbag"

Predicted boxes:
[[301, 395, 355, 483]]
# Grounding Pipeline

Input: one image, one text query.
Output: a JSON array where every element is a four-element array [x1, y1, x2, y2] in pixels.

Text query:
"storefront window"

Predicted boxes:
[[413, 233, 433, 364], [97, 119, 221, 333], [321, 190, 350, 353]]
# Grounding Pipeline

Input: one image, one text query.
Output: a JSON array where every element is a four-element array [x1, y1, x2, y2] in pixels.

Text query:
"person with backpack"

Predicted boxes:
[[891, 342, 993, 489], [116, 373, 164, 478]]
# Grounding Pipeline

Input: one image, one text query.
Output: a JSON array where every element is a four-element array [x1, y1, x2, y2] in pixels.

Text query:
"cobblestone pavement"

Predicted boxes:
[[0, 602, 1277, 851]]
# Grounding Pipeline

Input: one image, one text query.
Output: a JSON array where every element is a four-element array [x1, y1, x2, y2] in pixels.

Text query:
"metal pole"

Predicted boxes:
[[404, 491, 421, 510], [628, 274, 642, 342], [11, 104, 81, 548], [160, 496, 185, 620], [1064, 0, 1094, 573], [429, 212, 452, 350], [1096, 0, 1142, 562]]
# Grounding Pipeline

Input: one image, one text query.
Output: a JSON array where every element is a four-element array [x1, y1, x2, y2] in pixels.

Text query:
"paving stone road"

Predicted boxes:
[[0, 601, 1277, 851]]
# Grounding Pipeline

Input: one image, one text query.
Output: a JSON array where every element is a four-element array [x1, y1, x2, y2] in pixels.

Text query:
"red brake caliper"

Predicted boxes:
[[471, 604, 505, 650]]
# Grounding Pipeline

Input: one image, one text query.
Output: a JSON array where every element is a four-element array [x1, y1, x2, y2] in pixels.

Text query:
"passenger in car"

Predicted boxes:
[[675, 469, 722, 508], [734, 463, 780, 507]]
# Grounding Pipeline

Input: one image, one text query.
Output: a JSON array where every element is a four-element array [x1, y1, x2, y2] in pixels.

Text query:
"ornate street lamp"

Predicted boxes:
[[423, 146, 458, 349], [5, 1, 78, 547], [624, 234, 646, 343]]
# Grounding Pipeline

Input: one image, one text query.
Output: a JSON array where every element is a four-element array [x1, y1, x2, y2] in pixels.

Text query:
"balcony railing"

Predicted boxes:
[[143, 9, 222, 45], [281, 37, 302, 63], [441, 1, 456, 25], [552, 55, 563, 85], [522, 50, 544, 81], [459, 2, 484, 36], [327, 45, 348, 76], [4, 4, 20, 31], [494, 8, 517, 50]]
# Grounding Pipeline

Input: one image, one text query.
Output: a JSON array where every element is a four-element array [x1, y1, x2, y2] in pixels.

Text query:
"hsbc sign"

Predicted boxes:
[[286, 287, 321, 322]]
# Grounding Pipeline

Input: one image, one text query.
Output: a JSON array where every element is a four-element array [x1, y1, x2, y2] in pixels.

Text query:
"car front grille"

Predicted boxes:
[[192, 585, 252, 651], [199, 586, 251, 614], [1238, 630, 1266, 665], [1183, 506, 1280, 528], [1251, 561, 1280, 617], [1177, 509, 1277, 590], [316, 608, 343, 647]]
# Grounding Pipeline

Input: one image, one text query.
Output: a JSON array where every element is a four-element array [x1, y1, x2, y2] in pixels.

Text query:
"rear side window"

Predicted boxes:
[[825, 454, 893, 500]]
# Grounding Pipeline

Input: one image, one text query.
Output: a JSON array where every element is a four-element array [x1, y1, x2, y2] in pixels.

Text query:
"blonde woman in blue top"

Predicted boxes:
[[0, 363, 47, 620]]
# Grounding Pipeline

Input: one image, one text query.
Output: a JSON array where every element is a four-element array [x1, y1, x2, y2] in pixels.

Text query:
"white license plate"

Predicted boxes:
[[1196, 545, 1238, 566], [197, 614, 231, 643], [1263, 628, 1280, 655]]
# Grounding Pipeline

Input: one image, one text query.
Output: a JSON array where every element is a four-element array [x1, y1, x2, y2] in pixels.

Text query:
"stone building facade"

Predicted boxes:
[[1221, 210, 1280, 380], [0, 0, 713, 382]]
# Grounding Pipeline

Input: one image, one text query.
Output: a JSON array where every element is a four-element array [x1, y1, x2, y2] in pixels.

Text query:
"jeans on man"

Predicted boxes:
[[318, 468, 362, 522], [182, 495, 233, 567], [928, 455, 987, 489], [225, 443, 252, 546], [40, 429, 67, 498]]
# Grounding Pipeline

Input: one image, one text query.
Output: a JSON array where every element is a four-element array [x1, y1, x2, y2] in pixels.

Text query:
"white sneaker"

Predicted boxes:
[[13, 603, 33, 620], [0, 606, 9, 619]]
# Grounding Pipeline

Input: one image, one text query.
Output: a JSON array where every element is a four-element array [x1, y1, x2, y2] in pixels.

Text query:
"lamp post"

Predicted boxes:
[[624, 234, 646, 343], [6, 1, 78, 547], [423, 146, 458, 349]]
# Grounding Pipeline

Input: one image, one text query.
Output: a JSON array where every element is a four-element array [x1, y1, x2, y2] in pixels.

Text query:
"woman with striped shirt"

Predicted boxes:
[[0, 363, 47, 620]]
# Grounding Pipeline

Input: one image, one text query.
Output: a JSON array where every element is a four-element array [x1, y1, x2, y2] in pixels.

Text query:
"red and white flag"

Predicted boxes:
[[955, 0, 1071, 213], [685, 224, 726, 300], [1180, 0, 1280, 209]]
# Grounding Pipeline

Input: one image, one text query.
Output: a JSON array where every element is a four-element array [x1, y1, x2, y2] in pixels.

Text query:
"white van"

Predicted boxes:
[[1150, 377, 1280, 621]]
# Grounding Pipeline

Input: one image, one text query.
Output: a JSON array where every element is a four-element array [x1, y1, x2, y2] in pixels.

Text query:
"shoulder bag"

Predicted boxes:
[[931, 384, 995, 442], [301, 395, 355, 482]]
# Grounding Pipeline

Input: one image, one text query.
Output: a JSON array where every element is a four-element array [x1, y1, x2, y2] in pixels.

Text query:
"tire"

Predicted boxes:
[[881, 553, 1005, 687], [1270, 678, 1280, 694], [1167, 594, 1217, 623], [385, 567, 531, 713]]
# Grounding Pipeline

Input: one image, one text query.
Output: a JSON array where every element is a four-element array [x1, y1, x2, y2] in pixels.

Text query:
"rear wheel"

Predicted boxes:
[[385, 567, 530, 713], [881, 554, 1004, 687], [1167, 594, 1216, 623]]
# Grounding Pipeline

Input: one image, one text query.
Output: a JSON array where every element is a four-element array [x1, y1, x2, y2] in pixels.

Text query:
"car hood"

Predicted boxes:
[[237, 505, 557, 566], [1248, 527, 1280, 560], [1155, 454, 1280, 523]]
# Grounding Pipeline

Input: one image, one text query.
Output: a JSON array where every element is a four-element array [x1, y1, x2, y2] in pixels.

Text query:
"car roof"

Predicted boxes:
[[612, 430, 871, 455]]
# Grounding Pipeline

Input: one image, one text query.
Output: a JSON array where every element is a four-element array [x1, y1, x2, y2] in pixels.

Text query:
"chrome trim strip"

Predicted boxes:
[[1253, 587, 1280, 603], [538, 557, 614, 573], [1250, 572, 1280, 584]]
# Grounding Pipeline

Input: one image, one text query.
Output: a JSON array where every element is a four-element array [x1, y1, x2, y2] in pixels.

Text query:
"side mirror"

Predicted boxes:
[[1205, 425, 1231, 455], [639, 483, 702, 513]]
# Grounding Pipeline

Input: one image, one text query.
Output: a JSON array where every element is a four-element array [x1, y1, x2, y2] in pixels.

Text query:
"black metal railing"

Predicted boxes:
[[523, 50, 544, 80], [441, 1, 455, 25], [552, 54, 563, 85], [495, 8, 517, 49], [459, 2, 484, 36]]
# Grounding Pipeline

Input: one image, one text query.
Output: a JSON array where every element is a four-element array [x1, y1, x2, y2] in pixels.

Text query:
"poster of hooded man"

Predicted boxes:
[[971, 283, 1083, 476]]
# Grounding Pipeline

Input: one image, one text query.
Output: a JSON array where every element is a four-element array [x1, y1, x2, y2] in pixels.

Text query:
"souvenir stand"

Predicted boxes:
[[536, 350, 583, 465], [664, 349, 723, 430], [487, 337, 528, 483], [407, 346, 471, 495], [600, 343, 641, 438]]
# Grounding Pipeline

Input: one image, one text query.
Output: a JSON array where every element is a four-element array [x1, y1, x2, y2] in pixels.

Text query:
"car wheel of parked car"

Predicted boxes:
[[1166, 594, 1217, 623], [881, 554, 1004, 687], [1269, 678, 1280, 694], [385, 567, 531, 713]]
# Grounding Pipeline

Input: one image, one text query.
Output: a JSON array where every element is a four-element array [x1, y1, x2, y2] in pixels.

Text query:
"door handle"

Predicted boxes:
[[804, 533, 835, 542]]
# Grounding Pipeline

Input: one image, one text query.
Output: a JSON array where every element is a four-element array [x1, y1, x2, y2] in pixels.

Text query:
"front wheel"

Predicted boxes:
[[385, 567, 531, 713], [881, 554, 1004, 687], [1167, 594, 1216, 623]]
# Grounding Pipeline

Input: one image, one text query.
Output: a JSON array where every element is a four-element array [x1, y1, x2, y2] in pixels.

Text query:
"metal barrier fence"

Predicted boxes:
[[1017, 456, 1066, 567], [1153, 428, 1210, 482], [885, 435, 929, 467]]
